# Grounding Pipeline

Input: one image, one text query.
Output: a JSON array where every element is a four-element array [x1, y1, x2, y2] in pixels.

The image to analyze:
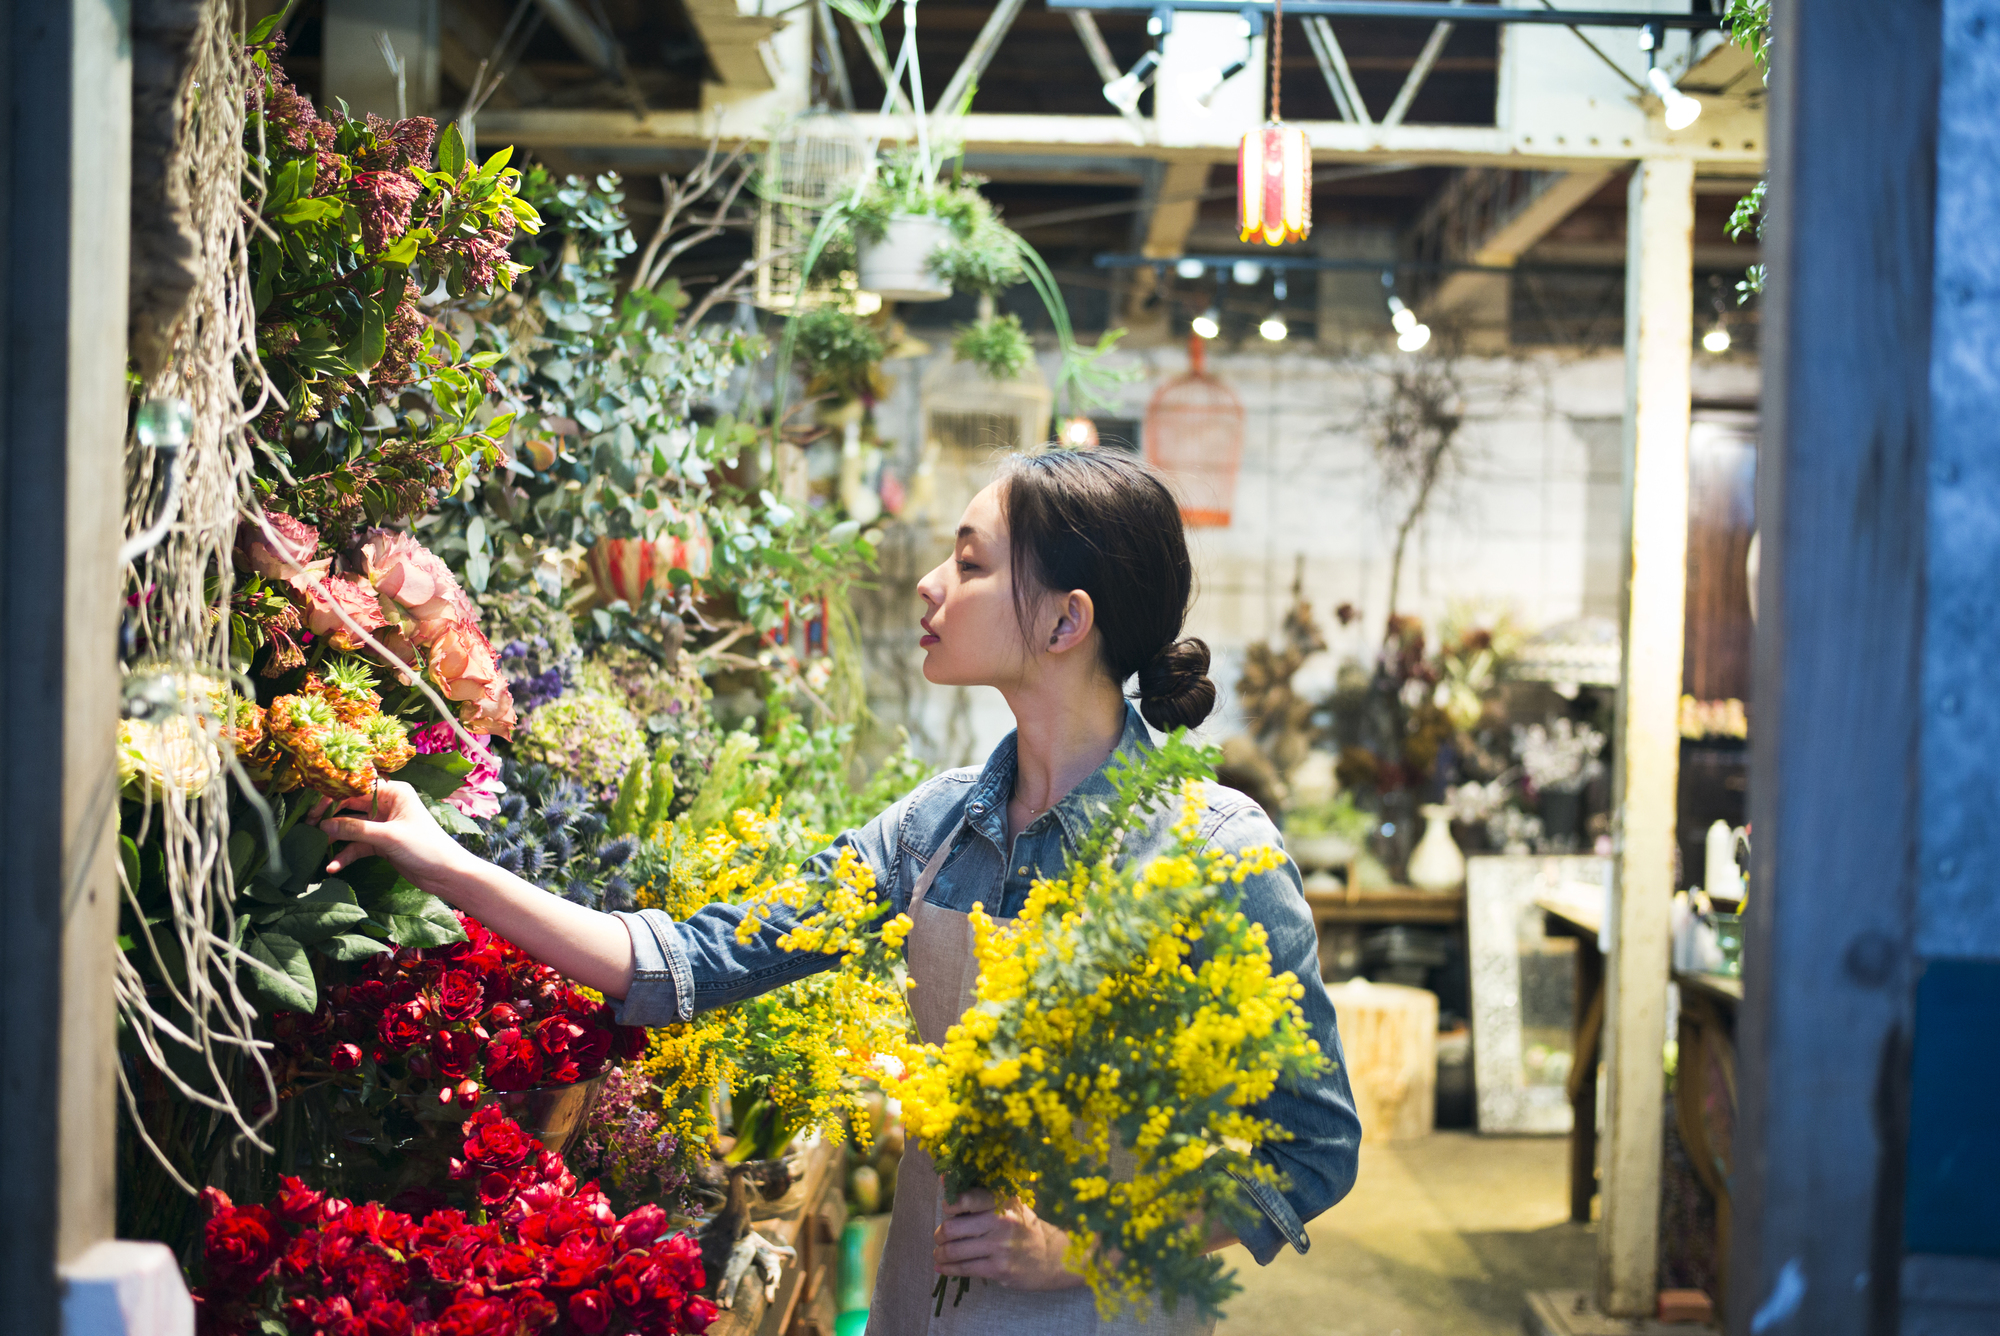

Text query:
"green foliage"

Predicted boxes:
[[243, 46, 537, 539], [951, 313, 1033, 382], [1725, 1, 1770, 300], [793, 306, 886, 402]]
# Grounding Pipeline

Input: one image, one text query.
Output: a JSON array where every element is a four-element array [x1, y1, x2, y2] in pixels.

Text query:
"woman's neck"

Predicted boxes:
[[1001, 671, 1127, 822]]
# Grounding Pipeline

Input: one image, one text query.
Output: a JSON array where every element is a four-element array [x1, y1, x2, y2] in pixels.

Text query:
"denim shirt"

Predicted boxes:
[[612, 705, 1362, 1266]]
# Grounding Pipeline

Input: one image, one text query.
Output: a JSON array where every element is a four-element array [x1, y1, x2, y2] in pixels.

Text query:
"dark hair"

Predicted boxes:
[[999, 449, 1216, 731]]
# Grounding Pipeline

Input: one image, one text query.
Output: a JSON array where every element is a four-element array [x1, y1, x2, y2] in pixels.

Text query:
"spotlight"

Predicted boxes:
[[1396, 323, 1432, 353], [1387, 295, 1419, 335], [1192, 58, 1249, 109], [1647, 67, 1703, 130], [1259, 314, 1288, 342], [1103, 51, 1161, 118], [1175, 258, 1206, 280], [1232, 260, 1263, 286], [1192, 307, 1221, 340], [1703, 324, 1732, 354]]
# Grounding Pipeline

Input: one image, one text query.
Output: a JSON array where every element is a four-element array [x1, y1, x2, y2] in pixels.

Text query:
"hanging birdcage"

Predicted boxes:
[[755, 111, 872, 311], [913, 353, 1053, 534], [1145, 337, 1246, 527]]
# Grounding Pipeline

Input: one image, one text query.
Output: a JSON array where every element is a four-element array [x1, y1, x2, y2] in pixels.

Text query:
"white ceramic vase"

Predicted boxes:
[[855, 212, 953, 301], [1407, 803, 1467, 893]]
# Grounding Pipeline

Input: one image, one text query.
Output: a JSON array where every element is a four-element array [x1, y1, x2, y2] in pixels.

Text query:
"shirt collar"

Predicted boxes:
[[967, 703, 1156, 852]]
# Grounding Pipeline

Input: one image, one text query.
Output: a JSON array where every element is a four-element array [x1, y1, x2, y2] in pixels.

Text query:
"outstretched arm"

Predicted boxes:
[[317, 781, 639, 999]]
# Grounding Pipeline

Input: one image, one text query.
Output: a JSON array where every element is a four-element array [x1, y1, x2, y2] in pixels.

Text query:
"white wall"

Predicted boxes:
[[854, 341, 1759, 772]]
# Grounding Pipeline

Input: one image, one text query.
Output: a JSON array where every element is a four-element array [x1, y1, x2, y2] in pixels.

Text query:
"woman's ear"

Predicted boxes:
[[1047, 590, 1096, 652]]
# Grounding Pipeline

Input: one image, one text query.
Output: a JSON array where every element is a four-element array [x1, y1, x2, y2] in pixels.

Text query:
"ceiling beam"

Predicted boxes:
[[683, 0, 787, 90], [933, 0, 1028, 119], [1124, 158, 1213, 323], [473, 108, 1762, 167], [1420, 167, 1617, 317]]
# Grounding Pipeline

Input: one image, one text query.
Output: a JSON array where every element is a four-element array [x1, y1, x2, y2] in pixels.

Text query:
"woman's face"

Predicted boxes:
[[916, 482, 1034, 688]]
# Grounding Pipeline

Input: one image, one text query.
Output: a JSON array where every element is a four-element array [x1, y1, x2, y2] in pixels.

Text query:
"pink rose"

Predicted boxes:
[[357, 529, 465, 623], [410, 722, 504, 816], [238, 513, 321, 581], [301, 573, 389, 650], [459, 674, 517, 741]]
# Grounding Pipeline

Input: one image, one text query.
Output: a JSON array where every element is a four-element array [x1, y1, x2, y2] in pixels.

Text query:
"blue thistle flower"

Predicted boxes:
[[596, 835, 638, 871]]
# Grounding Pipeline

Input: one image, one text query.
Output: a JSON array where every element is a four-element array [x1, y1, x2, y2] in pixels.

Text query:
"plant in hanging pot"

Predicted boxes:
[[791, 304, 888, 405]]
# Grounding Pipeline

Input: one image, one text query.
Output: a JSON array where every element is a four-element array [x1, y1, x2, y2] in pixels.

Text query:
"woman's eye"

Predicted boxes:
[[957, 560, 978, 574]]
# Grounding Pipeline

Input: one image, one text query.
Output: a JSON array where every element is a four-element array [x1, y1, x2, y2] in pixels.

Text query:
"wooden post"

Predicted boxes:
[[0, 0, 132, 1324], [1598, 155, 1692, 1319]]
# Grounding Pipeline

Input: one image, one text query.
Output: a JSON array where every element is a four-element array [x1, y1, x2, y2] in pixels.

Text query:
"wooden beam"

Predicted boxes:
[[1380, 15, 1456, 129], [1124, 158, 1213, 323], [1599, 155, 1691, 1319], [1304, 16, 1371, 125], [1728, 1, 1944, 1333], [1, 0, 130, 1323], [683, 0, 786, 90], [933, 0, 1026, 120], [1425, 167, 1616, 316]]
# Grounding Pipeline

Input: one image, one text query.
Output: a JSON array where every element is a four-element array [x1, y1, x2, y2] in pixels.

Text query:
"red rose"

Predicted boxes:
[[360, 1299, 413, 1336], [483, 1026, 544, 1092], [376, 998, 430, 1051], [614, 1204, 668, 1249], [682, 1294, 719, 1332], [435, 969, 485, 1021], [430, 1027, 481, 1080], [273, 1176, 327, 1226], [329, 1042, 363, 1071], [435, 1298, 515, 1336], [487, 1002, 522, 1027], [347, 980, 389, 1011], [479, 1170, 517, 1207], [567, 1288, 612, 1335], [460, 1108, 535, 1169], [513, 1290, 559, 1331], [202, 1200, 281, 1292], [545, 1057, 581, 1086], [612, 1024, 648, 1062], [548, 1232, 612, 1290], [533, 1017, 584, 1058]]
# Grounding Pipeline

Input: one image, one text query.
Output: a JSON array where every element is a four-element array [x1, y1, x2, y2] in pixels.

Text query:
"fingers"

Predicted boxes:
[[934, 1212, 999, 1245], [941, 1188, 996, 1216], [324, 840, 379, 874]]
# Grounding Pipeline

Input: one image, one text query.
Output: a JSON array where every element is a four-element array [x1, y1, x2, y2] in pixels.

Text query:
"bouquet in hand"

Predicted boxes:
[[893, 736, 1326, 1320]]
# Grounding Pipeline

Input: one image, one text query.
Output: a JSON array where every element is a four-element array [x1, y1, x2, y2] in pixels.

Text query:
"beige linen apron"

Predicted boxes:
[[866, 817, 1216, 1336]]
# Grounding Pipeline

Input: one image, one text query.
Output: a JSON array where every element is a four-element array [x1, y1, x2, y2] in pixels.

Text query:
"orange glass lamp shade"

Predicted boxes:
[[587, 503, 712, 605], [1238, 123, 1312, 247]]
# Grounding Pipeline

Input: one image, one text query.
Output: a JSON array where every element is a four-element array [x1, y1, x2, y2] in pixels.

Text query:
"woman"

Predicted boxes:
[[321, 449, 1362, 1334]]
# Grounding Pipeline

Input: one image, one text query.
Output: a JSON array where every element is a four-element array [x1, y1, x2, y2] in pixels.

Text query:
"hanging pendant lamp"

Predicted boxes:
[[1238, 0, 1312, 247]]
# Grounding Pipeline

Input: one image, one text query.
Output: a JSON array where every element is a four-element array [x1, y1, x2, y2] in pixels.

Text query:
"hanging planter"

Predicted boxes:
[[1237, 0, 1313, 248], [856, 211, 956, 301]]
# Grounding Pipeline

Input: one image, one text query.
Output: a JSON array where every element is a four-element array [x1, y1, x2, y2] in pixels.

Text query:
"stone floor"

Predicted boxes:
[[1214, 1133, 1596, 1336]]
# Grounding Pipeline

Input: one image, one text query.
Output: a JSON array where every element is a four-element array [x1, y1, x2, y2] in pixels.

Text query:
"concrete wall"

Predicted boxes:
[[850, 341, 1759, 773]]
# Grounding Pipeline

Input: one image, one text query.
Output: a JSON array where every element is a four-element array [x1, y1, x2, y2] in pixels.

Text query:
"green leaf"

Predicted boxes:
[[265, 157, 309, 211], [320, 933, 390, 963], [478, 145, 515, 178], [468, 350, 504, 368], [351, 292, 388, 370], [269, 900, 372, 945], [248, 12, 285, 43], [374, 889, 466, 950], [376, 232, 422, 268], [438, 122, 467, 177], [273, 824, 330, 891], [421, 793, 483, 836], [398, 750, 474, 800], [243, 930, 317, 1013], [120, 836, 141, 894], [297, 876, 359, 906]]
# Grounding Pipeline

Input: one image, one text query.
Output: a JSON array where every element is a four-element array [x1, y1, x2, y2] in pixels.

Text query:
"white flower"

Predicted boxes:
[[1513, 718, 1606, 794]]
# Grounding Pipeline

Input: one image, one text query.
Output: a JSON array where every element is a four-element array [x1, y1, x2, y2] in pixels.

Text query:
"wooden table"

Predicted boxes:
[[1302, 884, 1467, 926], [706, 1139, 848, 1336], [1537, 894, 1605, 1224]]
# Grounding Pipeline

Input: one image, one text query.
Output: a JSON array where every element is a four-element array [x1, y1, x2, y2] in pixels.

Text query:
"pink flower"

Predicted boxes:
[[411, 722, 503, 817], [239, 513, 321, 581], [459, 672, 518, 740], [302, 573, 389, 651], [417, 619, 516, 740], [357, 529, 465, 624]]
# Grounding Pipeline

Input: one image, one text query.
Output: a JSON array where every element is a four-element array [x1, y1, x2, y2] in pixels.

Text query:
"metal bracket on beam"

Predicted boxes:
[[1043, 2, 1725, 30]]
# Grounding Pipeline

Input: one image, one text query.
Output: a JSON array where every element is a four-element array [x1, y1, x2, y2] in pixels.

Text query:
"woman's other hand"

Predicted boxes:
[[316, 781, 476, 897], [932, 1188, 1086, 1291]]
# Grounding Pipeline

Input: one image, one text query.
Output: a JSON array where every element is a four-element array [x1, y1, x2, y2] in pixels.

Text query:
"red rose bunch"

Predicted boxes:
[[275, 915, 647, 1106], [193, 1107, 716, 1336]]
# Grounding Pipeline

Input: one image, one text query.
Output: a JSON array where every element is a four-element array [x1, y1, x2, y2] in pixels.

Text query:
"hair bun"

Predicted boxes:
[[1137, 637, 1216, 731]]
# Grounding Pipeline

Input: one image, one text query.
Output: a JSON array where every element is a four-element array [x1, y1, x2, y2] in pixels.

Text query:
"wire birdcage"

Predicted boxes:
[[914, 354, 1053, 535], [755, 111, 870, 311], [1144, 338, 1246, 527]]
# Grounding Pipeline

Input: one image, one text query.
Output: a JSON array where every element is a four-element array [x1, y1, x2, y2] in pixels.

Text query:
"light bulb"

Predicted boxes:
[[1175, 258, 1206, 280], [1396, 324, 1432, 353], [1192, 309, 1220, 340], [1388, 294, 1418, 333], [1647, 67, 1702, 130], [1192, 58, 1246, 110], [1259, 315, 1288, 342], [1232, 260, 1263, 286], [1103, 51, 1159, 117], [1703, 326, 1732, 354], [1060, 416, 1099, 448]]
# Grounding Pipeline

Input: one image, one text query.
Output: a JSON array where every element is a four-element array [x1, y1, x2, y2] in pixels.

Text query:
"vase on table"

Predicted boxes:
[[1407, 804, 1467, 893]]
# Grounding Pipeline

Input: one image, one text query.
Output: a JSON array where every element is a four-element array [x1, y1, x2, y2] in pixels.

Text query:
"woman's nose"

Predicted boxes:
[[916, 562, 946, 607]]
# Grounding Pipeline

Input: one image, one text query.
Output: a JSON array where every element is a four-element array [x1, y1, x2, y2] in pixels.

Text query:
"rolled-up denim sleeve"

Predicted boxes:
[[607, 789, 914, 1028], [1205, 805, 1363, 1266]]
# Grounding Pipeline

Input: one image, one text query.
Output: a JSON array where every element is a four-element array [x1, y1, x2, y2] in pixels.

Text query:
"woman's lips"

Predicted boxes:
[[919, 618, 939, 647]]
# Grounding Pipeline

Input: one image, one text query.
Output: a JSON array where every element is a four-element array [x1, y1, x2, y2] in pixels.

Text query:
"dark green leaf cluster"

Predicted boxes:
[[950, 313, 1033, 382], [793, 307, 886, 401]]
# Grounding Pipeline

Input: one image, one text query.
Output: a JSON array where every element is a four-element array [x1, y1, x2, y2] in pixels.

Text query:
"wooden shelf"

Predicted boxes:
[[704, 1138, 846, 1336], [1535, 894, 1603, 939], [1674, 969, 1744, 1005], [1302, 886, 1466, 925]]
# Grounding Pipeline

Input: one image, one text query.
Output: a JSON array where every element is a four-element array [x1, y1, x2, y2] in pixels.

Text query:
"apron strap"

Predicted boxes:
[[908, 813, 968, 912]]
